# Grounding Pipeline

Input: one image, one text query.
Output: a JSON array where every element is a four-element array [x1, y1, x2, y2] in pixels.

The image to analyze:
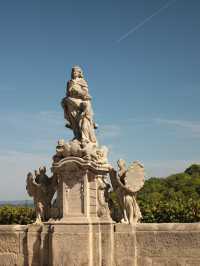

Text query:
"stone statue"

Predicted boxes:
[[61, 66, 97, 144], [26, 167, 58, 223], [97, 176, 110, 218], [52, 66, 110, 166], [109, 160, 144, 224], [25, 65, 144, 230], [24, 65, 147, 265]]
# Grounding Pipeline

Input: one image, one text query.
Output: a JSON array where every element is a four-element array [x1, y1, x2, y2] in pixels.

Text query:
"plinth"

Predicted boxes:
[[51, 157, 112, 224], [47, 157, 114, 266]]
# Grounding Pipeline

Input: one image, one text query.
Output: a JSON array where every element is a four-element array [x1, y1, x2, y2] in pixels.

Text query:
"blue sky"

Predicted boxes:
[[0, 0, 200, 200]]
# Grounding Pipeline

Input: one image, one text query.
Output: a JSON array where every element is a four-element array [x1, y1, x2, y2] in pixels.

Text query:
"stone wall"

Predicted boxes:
[[0, 225, 27, 266], [135, 223, 200, 266], [0, 223, 200, 266]]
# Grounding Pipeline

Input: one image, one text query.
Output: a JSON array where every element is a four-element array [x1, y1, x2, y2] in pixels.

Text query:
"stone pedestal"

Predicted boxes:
[[48, 223, 114, 266], [51, 157, 112, 224], [47, 157, 114, 265]]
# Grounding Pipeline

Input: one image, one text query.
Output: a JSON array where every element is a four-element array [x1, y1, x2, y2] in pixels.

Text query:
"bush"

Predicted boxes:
[[0, 205, 35, 225], [138, 198, 200, 223]]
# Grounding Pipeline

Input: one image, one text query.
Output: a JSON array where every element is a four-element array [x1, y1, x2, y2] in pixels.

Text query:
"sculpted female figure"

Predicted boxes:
[[61, 66, 97, 144], [109, 160, 144, 224]]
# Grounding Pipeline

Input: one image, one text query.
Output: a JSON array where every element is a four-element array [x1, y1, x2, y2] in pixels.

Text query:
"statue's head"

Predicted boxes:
[[71, 65, 84, 79]]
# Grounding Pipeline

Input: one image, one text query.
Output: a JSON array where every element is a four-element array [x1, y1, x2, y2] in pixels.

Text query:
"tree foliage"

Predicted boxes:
[[0, 205, 35, 225], [111, 164, 200, 223]]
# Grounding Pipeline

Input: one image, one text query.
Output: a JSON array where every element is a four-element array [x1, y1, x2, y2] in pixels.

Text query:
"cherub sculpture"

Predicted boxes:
[[109, 160, 144, 224], [53, 139, 108, 165], [97, 176, 110, 218], [26, 167, 58, 223]]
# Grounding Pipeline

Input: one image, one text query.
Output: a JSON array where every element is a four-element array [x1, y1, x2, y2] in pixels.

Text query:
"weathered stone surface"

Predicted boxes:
[[40, 225, 50, 266], [165, 259, 185, 266], [0, 224, 200, 265], [0, 225, 26, 255], [0, 253, 18, 266], [0, 225, 27, 266], [136, 223, 200, 231], [0, 234, 18, 254], [90, 224, 101, 266], [137, 257, 152, 266], [151, 258, 185, 266], [185, 259, 200, 266], [136, 224, 200, 258], [51, 157, 112, 224], [27, 225, 43, 266], [100, 223, 114, 266], [50, 224, 91, 266], [152, 260, 166, 266], [114, 224, 136, 266]]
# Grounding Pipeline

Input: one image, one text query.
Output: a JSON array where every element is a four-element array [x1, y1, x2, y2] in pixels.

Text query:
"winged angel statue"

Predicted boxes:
[[26, 167, 57, 223], [109, 160, 144, 224]]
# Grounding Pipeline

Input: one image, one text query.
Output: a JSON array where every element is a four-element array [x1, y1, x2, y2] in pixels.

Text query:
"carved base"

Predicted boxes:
[[51, 157, 112, 224]]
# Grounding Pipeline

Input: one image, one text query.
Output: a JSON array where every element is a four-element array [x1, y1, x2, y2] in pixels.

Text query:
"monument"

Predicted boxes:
[[0, 66, 200, 266], [26, 65, 145, 265]]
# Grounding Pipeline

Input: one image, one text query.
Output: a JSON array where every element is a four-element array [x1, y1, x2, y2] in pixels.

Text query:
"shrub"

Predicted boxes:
[[0, 205, 35, 225]]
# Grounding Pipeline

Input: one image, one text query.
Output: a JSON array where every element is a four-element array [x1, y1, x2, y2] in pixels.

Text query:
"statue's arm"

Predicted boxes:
[[82, 90, 91, 101], [66, 81, 71, 97], [81, 81, 92, 100]]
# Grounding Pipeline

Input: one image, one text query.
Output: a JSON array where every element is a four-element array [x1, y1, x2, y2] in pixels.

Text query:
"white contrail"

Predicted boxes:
[[117, 0, 177, 43]]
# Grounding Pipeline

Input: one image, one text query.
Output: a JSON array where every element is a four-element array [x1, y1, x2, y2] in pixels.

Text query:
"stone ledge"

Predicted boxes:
[[52, 156, 111, 174], [0, 225, 28, 232], [114, 223, 200, 233], [136, 223, 200, 231], [114, 223, 135, 232]]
